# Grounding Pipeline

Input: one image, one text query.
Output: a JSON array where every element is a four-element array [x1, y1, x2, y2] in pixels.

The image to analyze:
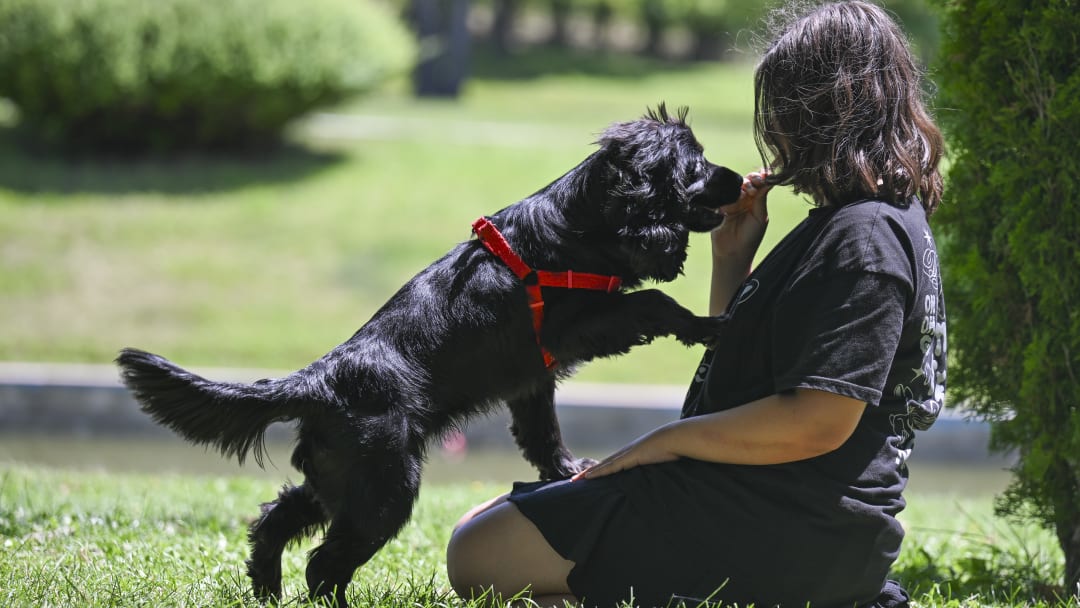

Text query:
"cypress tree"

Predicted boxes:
[[933, 0, 1080, 593]]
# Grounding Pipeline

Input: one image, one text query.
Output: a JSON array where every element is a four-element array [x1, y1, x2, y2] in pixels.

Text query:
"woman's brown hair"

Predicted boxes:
[[754, 1, 944, 214]]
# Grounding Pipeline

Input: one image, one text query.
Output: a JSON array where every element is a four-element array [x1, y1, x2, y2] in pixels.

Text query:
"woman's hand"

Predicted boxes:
[[711, 171, 772, 259], [571, 427, 679, 481], [709, 170, 773, 315]]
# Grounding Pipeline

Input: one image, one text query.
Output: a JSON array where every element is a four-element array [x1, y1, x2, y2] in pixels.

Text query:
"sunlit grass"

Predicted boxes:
[[0, 465, 1073, 608]]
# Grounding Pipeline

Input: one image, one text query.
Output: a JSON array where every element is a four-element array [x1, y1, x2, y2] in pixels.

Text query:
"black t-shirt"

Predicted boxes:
[[682, 197, 947, 514], [507, 199, 947, 607]]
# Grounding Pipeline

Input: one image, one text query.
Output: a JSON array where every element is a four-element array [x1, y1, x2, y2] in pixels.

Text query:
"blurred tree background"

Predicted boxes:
[[405, 0, 940, 98], [0, 0, 941, 151]]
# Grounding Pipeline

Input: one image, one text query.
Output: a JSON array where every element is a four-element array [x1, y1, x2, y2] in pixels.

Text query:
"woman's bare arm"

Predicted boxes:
[[574, 388, 866, 480]]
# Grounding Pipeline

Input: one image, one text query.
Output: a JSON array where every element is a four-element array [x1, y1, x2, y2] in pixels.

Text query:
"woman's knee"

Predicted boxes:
[[445, 520, 481, 597], [446, 506, 506, 598], [452, 493, 510, 533], [445, 501, 575, 600]]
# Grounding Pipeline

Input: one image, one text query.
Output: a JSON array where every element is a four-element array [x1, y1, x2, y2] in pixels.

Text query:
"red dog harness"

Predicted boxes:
[[472, 217, 622, 368]]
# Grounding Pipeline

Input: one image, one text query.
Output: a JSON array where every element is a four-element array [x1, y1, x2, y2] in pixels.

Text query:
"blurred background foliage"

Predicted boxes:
[[0, 0, 415, 153], [404, 0, 938, 59], [403, 0, 940, 93], [0, 0, 939, 151]]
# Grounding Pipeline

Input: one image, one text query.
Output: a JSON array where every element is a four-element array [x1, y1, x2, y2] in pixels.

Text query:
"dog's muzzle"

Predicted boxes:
[[688, 165, 744, 211]]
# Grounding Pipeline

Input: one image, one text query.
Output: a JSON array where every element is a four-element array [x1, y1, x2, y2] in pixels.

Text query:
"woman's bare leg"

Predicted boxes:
[[447, 494, 577, 605]]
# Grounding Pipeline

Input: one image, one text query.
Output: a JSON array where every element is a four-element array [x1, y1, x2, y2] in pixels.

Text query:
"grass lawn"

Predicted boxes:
[[0, 56, 808, 385], [0, 464, 1072, 608]]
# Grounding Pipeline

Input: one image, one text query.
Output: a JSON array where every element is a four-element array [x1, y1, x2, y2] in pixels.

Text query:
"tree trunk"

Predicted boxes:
[[491, 0, 519, 55], [591, 1, 612, 51], [1056, 462, 1080, 596], [690, 30, 728, 62], [549, 0, 572, 48], [641, 0, 665, 57], [1063, 523, 1080, 598], [412, 0, 471, 98]]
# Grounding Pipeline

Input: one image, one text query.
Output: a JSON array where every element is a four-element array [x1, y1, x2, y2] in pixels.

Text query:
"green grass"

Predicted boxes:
[[0, 464, 1073, 608], [0, 56, 809, 385]]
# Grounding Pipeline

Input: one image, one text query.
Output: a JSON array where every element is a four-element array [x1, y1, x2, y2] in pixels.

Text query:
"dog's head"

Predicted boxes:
[[590, 104, 743, 283]]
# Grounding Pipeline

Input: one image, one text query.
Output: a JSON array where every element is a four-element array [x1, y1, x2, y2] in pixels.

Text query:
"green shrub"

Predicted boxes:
[[932, 0, 1080, 594], [886, 0, 941, 64], [0, 0, 415, 152]]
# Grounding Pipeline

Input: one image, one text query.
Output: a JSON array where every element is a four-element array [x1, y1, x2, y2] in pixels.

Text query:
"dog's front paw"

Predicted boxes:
[[568, 456, 599, 475], [247, 559, 282, 604], [674, 315, 727, 347], [541, 457, 598, 481]]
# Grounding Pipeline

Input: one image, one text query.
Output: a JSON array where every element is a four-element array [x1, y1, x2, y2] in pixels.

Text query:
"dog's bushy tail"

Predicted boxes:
[[116, 347, 321, 466]]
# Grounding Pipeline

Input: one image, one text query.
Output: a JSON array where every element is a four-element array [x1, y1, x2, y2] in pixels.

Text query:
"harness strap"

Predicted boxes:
[[471, 217, 622, 368]]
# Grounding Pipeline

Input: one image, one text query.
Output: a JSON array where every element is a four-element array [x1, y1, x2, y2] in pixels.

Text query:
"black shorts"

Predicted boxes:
[[507, 458, 903, 608]]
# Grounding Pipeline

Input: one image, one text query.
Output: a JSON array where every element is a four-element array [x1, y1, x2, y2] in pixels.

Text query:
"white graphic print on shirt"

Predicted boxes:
[[890, 229, 947, 465]]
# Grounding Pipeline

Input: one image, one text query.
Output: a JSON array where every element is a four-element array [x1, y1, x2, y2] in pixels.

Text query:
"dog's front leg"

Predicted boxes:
[[507, 380, 594, 480], [549, 289, 726, 361]]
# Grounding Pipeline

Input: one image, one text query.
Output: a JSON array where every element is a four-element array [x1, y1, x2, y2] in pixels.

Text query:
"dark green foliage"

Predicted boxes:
[[0, 0, 415, 152], [932, 0, 1080, 593], [886, 0, 941, 64]]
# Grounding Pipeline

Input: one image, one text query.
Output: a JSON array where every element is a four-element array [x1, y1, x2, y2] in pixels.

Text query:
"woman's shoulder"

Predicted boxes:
[[803, 198, 932, 283], [828, 197, 929, 232]]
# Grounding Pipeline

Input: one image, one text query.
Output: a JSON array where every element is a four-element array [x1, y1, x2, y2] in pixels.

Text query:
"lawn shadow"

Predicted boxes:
[[0, 123, 347, 196]]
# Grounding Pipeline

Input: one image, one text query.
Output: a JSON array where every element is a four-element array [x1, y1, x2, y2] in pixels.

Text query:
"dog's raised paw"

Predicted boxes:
[[674, 315, 727, 347], [541, 457, 599, 481]]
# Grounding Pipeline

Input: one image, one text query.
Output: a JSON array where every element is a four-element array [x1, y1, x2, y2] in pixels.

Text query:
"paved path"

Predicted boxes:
[[0, 362, 1003, 463]]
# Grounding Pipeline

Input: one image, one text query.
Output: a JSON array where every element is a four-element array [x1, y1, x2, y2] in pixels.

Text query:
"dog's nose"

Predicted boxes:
[[706, 166, 744, 206]]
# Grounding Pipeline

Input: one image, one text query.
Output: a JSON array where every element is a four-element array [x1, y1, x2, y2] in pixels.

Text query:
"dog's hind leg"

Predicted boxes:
[[247, 483, 327, 602], [305, 450, 422, 608]]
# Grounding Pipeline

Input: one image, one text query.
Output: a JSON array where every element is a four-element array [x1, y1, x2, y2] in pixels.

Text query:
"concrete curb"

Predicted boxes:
[[0, 362, 1004, 463]]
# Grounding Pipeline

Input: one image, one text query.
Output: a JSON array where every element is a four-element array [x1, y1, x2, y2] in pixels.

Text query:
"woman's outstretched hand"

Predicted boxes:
[[571, 427, 679, 481]]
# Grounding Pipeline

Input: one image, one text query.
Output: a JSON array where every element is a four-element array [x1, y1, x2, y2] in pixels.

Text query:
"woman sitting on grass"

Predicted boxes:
[[446, 1, 947, 606]]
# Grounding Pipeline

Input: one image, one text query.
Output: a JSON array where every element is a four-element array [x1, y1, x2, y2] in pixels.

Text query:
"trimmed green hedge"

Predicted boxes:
[[0, 0, 415, 151], [933, 0, 1080, 592]]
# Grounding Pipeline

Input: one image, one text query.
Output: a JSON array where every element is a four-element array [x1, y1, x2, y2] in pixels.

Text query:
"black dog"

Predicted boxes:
[[116, 105, 743, 607]]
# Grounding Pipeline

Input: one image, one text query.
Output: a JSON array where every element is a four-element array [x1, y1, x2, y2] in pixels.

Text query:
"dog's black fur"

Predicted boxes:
[[116, 105, 743, 607]]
